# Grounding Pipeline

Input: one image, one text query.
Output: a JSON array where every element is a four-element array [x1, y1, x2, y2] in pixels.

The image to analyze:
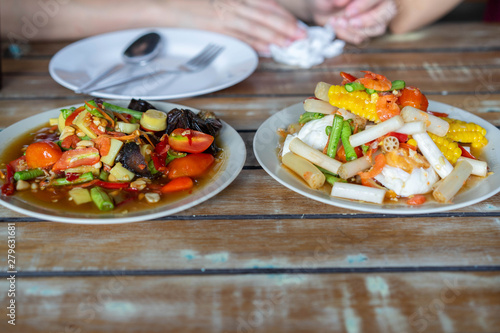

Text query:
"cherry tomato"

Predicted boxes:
[[161, 177, 194, 193], [167, 153, 214, 180], [25, 141, 63, 169], [397, 86, 429, 111], [407, 194, 426, 205], [9, 156, 28, 172], [168, 129, 214, 154], [52, 147, 100, 172]]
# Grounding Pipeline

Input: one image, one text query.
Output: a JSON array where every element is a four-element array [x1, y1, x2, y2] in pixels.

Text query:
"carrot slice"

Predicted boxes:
[[161, 177, 194, 193], [407, 194, 426, 205], [359, 154, 386, 179]]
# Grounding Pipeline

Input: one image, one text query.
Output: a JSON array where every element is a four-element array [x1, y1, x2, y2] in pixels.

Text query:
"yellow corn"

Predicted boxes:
[[328, 85, 380, 122], [444, 118, 488, 148], [428, 132, 462, 164]]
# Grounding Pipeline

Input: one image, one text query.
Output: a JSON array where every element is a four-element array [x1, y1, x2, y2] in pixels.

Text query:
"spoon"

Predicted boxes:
[[75, 31, 163, 94]]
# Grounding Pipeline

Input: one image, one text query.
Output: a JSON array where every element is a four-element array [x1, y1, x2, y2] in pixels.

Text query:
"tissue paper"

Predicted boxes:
[[269, 23, 345, 68]]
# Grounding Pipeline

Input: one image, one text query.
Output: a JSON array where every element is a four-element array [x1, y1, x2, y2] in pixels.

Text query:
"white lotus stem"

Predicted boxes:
[[314, 82, 331, 101], [303, 98, 337, 114], [401, 106, 449, 137], [433, 160, 473, 203], [413, 132, 453, 178], [338, 156, 373, 179], [289, 137, 342, 174], [457, 156, 487, 177], [349, 115, 404, 147], [331, 182, 386, 204], [282, 152, 326, 189], [394, 121, 426, 135]]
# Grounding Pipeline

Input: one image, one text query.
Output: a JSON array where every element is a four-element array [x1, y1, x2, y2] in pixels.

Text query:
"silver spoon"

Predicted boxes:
[[74, 31, 163, 94]]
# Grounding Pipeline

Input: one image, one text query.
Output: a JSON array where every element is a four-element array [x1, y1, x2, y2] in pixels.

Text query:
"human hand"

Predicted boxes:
[[203, 0, 307, 54], [311, 0, 397, 44]]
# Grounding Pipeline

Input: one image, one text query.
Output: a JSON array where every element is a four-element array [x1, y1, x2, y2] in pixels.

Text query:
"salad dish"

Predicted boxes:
[[0, 100, 245, 223], [254, 71, 500, 214]]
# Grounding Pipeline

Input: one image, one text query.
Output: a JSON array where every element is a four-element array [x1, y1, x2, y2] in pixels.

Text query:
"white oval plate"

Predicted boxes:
[[49, 28, 258, 100], [254, 100, 500, 214], [0, 101, 246, 223]]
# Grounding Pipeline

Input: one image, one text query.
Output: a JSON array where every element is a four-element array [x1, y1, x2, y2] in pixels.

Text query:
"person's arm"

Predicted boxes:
[[1, 0, 306, 54], [390, 0, 463, 34]]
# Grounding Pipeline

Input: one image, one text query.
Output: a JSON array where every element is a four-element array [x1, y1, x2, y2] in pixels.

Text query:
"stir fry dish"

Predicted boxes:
[[279, 71, 490, 205], [0, 99, 224, 213]]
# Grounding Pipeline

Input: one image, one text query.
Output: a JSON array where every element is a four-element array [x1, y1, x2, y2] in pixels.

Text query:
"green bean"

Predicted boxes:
[[52, 172, 94, 186], [344, 81, 365, 92], [325, 174, 347, 186], [90, 186, 114, 211], [365, 88, 376, 94], [341, 120, 357, 161], [325, 125, 332, 136], [390, 80, 405, 90], [326, 115, 344, 158], [299, 112, 325, 124], [102, 102, 144, 120], [316, 165, 338, 177], [14, 169, 44, 181]]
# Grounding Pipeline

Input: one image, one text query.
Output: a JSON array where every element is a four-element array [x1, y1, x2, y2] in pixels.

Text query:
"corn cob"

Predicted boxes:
[[328, 85, 380, 122], [444, 118, 488, 148], [428, 132, 462, 164]]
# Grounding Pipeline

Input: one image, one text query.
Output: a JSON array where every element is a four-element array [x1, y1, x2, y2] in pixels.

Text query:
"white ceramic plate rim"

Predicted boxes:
[[49, 27, 258, 100], [0, 101, 246, 224], [254, 100, 500, 214]]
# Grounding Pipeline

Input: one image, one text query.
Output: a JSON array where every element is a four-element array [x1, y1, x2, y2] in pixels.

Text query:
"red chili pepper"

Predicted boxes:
[[94, 180, 130, 189], [426, 110, 449, 118], [458, 144, 477, 160], [1, 164, 15, 196], [65, 173, 80, 181], [387, 132, 409, 143]]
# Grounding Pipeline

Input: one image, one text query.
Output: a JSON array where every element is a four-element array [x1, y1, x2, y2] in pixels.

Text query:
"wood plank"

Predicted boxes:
[[1, 207, 499, 271], [0, 272, 498, 332]]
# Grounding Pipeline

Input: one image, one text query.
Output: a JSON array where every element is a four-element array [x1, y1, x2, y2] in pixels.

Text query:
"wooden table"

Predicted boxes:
[[0, 22, 499, 332]]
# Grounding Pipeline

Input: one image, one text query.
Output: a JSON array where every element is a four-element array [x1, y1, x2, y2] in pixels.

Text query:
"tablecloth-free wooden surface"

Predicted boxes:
[[0, 22, 499, 333]]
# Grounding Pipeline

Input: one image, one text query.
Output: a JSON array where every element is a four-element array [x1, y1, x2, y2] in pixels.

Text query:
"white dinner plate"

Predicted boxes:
[[49, 28, 258, 100], [254, 100, 500, 214], [0, 101, 246, 224]]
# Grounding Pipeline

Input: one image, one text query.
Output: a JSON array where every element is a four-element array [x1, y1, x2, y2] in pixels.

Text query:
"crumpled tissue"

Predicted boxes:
[[269, 23, 345, 68]]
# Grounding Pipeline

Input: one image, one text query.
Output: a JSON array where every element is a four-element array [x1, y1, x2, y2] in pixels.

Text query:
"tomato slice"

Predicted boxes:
[[397, 86, 429, 111], [25, 141, 63, 169], [167, 153, 214, 180], [65, 106, 85, 126], [168, 129, 214, 154], [340, 72, 357, 84], [52, 147, 100, 172], [9, 156, 29, 172], [426, 110, 449, 117], [387, 132, 408, 143]]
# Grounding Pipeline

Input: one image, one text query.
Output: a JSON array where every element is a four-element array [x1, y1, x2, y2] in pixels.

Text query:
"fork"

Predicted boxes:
[[78, 43, 225, 94]]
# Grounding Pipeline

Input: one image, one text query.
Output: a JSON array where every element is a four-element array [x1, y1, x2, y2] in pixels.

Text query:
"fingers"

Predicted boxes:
[[344, 0, 397, 28], [344, 0, 385, 17]]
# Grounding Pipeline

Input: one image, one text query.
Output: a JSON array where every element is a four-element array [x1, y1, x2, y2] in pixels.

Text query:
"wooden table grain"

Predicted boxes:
[[1, 22, 500, 333]]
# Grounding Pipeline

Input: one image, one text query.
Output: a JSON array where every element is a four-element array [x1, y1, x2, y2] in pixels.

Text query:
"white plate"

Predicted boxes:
[[254, 100, 500, 214], [0, 101, 246, 224], [49, 28, 258, 100]]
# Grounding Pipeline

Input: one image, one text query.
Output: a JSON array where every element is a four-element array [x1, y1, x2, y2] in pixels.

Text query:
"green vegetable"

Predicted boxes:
[[60, 107, 76, 119], [390, 80, 405, 90], [361, 144, 369, 154], [99, 170, 109, 181], [365, 88, 376, 94], [14, 169, 44, 181], [316, 165, 338, 177], [84, 100, 102, 118], [52, 172, 94, 186], [325, 125, 332, 136], [90, 186, 114, 211], [299, 112, 325, 124], [344, 81, 365, 92], [166, 150, 187, 165], [341, 120, 357, 161], [148, 160, 159, 175], [326, 115, 344, 158], [102, 102, 144, 120], [325, 174, 347, 186]]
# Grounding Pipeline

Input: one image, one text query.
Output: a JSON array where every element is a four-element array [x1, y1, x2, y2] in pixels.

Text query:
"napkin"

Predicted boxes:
[[269, 22, 345, 68]]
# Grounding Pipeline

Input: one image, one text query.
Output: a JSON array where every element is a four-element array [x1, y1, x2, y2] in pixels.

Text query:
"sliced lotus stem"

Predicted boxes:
[[289, 137, 342, 174], [314, 82, 331, 101], [303, 98, 337, 114], [401, 106, 449, 137], [413, 132, 453, 178], [457, 156, 487, 177], [282, 152, 326, 189], [338, 156, 373, 179], [394, 121, 426, 135], [433, 160, 473, 203], [349, 115, 404, 147], [331, 182, 386, 204]]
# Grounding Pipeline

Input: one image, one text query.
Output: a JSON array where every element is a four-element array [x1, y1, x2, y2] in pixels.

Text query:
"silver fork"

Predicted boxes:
[[78, 43, 225, 94]]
